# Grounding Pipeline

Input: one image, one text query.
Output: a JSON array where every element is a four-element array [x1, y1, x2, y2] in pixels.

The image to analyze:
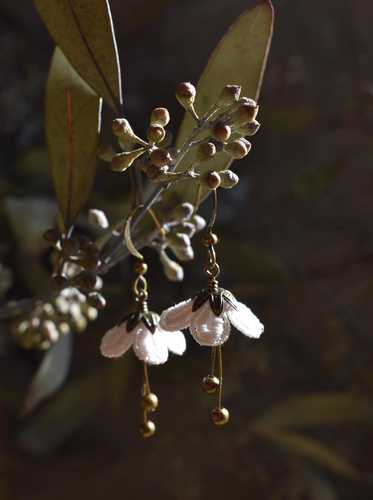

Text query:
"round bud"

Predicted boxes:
[[51, 274, 69, 291], [235, 120, 261, 136], [218, 85, 242, 105], [168, 233, 190, 250], [62, 237, 80, 255], [134, 261, 148, 275], [147, 125, 166, 144], [112, 118, 134, 138], [203, 232, 218, 246], [223, 139, 251, 159], [80, 272, 98, 290], [84, 306, 98, 321], [218, 170, 239, 189], [195, 142, 216, 163], [229, 100, 259, 126], [175, 82, 196, 104], [171, 202, 194, 222], [137, 421, 156, 438], [177, 221, 195, 238], [147, 165, 168, 181], [76, 234, 91, 250], [202, 375, 220, 394], [83, 256, 101, 271], [43, 228, 59, 243], [40, 320, 59, 343], [58, 322, 70, 336], [151, 107, 170, 126], [150, 148, 171, 167], [170, 245, 194, 262], [190, 214, 206, 232], [140, 393, 158, 411], [97, 143, 116, 162], [87, 292, 106, 310], [210, 407, 230, 426], [201, 171, 221, 189], [87, 245, 100, 258], [210, 122, 231, 142]]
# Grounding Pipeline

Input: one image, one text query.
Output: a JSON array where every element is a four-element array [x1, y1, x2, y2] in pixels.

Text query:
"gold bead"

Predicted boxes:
[[140, 393, 158, 411], [134, 261, 148, 275], [202, 375, 220, 394], [203, 233, 218, 246], [137, 420, 156, 438], [210, 407, 230, 426]]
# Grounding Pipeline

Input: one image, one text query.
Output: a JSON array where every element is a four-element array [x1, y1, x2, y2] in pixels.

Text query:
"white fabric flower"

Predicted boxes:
[[100, 312, 186, 365], [159, 290, 263, 347]]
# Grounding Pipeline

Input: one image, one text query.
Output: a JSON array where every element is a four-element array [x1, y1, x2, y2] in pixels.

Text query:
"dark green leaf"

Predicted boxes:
[[34, 0, 122, 114], [46, 47, 102, 230]]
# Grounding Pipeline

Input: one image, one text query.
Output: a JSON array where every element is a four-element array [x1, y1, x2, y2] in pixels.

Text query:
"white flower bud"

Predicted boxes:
[[88, 209, 109, 229], [110, 148, 145, 171], [217, 170, 239, 189], [159, 248, 184, 282]]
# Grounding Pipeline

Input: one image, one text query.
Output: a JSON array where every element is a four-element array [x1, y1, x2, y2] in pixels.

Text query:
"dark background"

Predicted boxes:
[[1, 0, 373, 498]]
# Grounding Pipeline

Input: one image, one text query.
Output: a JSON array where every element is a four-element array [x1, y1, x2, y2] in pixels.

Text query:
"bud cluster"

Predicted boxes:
[[10, 288, 101, 350]]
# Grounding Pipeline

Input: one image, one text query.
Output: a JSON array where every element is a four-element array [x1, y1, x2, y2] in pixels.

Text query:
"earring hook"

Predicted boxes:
[[124, 205, 145, 260]]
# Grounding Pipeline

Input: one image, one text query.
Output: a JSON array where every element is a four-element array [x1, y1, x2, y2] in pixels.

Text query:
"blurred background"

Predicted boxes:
[[1, 0, 373, 498]]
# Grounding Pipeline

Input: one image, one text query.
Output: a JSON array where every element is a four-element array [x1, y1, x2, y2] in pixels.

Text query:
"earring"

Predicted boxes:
[[159, 189, 264, 426], [100, 207, 186, 437]]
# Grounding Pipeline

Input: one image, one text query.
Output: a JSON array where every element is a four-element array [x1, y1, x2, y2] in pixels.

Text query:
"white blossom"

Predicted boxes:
[[159, 293, 263, 347], [100, 315, 186, 365]]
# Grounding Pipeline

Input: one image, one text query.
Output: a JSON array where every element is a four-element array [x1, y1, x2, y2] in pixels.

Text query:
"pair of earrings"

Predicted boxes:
[[101, 191, 264, 437]]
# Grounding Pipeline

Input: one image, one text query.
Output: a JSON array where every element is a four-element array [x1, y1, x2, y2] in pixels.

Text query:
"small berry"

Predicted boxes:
[[62, 237, 80, 255], [210, 122, 231, 142], [151, 108, 170, 126], [195, 142, 216, 163], [146, 125, 166, 144], [51, 274, 69, 291], [150, 148, 171, 167]]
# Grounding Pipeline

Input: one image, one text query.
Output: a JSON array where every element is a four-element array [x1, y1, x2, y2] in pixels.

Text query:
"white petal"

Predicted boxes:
[[158, 327, 186, 355], [159, 299, 193, 332], [133, 323, 169, 365], [190, 301, 231, 346], [227, 301, 264, 338], [100, 320, 134, 358]]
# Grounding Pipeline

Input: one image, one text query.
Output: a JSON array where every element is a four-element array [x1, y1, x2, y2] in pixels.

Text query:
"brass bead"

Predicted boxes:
[[138, 420, 156, 438], [202, 375, 220, 394], [203, 233, 218, 246], [140, 393, 158, 412], [134, 261, 148, 275], [210, 407, 230, 426]]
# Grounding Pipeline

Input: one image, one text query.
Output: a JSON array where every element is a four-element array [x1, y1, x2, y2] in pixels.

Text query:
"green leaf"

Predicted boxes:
[[17, 371, 103, 457], [166, 0, 274, 206], [34, 0, 122, 114], [46, 47, 102, 231], [254, 392, 373, 429], [253, 427, 360, 479], [21, 333, 73, 416]]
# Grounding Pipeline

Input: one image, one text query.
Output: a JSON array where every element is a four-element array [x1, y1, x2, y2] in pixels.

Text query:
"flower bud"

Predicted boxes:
[[62, 237, 80, 255], [147, 125, 165, 144], [218, 85, 242, 106], [76, 234, 91, 250], [228, 99, 259, 126], [198, 170, 221, 189], [97, 143, 116, 162], [190, 214, 206, 232], [43, 228, 60, 243], [87, 292, 106, 310], [167, 232, 191, 250], [223, 139, 251, 159], [210, 122, 231, 142], [175, 82, 199, 120], [80, 272, 99, 290], [110, 148, 145, 172], [88, 209, 109, 229], [51, 274, 69, 291], [112, 118, 134, 139], [40, 320, 59, 343], [159, 248, 184, 282], [235, 120, 261, 136], [150, 148, 171, 167], [170, 202, 194, 221], [112, 118, 147, 147], [171, 245, 194, 262], [195, 142, 216, 163], [151, 108, 170, 126], [146, 165, 168, 181], [218, 170, 239, 189], [175, 221, 196, 238]]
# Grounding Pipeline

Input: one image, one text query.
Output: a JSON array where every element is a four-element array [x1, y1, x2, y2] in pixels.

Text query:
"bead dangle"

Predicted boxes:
[[160, 189, 264, 426], [100, 207, 186, 437]]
